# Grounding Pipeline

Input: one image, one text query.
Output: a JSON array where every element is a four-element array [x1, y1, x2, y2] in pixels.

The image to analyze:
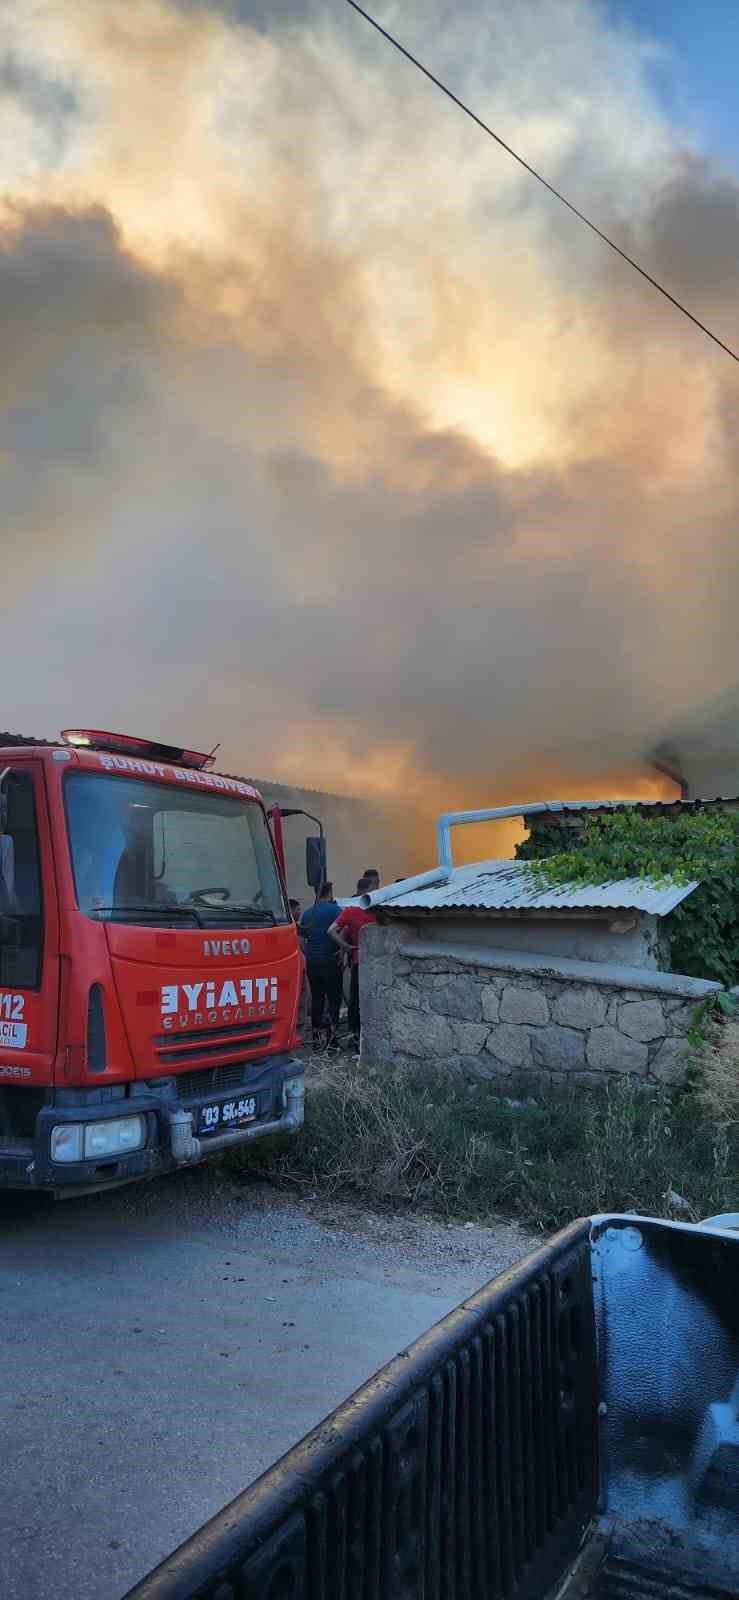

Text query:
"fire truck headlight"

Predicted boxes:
[[51, 1116, 146, 1163], [50, 1125, 84, 1163]]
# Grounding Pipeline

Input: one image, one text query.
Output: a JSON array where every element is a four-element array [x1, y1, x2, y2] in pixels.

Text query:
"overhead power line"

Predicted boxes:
[[344, 0, 739, 366]]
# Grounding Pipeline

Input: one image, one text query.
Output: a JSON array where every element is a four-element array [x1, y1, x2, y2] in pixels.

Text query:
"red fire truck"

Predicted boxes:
[[0, 729, 305, 1197]]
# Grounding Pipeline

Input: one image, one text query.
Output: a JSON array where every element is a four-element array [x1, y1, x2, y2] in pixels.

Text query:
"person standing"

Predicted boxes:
[[329, 875, 377, 1047], [299, 881, 342, 1049]]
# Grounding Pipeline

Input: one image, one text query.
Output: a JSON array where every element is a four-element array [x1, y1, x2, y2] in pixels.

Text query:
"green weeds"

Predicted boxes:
[[229, 1057, 737, 1231]]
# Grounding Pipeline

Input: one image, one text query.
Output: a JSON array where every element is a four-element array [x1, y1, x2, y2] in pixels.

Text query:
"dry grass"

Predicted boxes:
[[230, 1056, 738, 1231], [696, 1018, 739, 1128]]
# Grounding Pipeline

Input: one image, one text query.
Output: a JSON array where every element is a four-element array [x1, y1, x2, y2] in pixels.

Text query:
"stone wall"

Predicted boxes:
[[360, 924, 721, 1090], [412, 913, 666, 969]]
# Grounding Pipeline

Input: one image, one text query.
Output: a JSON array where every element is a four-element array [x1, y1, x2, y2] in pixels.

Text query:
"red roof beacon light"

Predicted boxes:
[[60, 730, 215, 770]]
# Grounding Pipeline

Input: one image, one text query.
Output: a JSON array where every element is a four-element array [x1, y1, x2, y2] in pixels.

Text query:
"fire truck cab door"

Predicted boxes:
[[0, 765, 60, 1086]]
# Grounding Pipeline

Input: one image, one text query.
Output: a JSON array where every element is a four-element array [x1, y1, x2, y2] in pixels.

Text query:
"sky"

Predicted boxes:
[[2, 0, 739, 849], [611, 1, 739, 163]]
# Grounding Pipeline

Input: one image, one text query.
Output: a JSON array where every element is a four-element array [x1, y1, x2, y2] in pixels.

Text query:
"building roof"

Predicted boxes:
[[381, 859, 699, 918], [0, 730, 51, 748], [520, 796, 739, 818]]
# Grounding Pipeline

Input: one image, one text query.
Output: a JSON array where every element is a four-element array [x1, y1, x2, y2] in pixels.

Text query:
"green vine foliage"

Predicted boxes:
[[517, 811, 739, 986]]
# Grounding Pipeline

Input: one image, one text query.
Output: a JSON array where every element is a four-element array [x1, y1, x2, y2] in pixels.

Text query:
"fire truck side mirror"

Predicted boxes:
[[305, 835, 327, 892]]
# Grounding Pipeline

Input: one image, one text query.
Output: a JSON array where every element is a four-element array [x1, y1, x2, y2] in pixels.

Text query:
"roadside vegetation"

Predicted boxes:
[[518, 809, 739, 984], [231, 1036, 737, 1232], [696, 1015, 739, 1130]]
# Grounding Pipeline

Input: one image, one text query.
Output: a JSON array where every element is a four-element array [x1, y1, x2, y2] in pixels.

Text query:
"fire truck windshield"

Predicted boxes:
[[64, 773, 289, 927]]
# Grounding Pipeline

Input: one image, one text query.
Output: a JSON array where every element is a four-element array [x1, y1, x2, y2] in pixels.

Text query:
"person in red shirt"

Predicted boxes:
[[329, 875, 377, 1046]]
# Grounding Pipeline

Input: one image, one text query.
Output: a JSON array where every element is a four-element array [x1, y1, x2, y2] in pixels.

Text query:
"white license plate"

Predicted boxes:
[[0, 1021, 27, 1049], [198, 1095, 257, 1135]]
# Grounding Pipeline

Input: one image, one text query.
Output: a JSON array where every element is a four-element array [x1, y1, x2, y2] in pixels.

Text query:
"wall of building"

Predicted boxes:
[[417, 914, 665, 968], [249, 779, 412, 904], [360, 923, 720, 1090]]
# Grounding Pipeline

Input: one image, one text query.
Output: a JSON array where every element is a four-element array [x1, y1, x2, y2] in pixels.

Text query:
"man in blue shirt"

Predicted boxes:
[[299, 880, 342, 1049]]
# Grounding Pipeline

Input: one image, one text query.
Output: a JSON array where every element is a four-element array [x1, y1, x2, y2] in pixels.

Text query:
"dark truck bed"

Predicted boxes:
[[125, 1215, 739, 1600]]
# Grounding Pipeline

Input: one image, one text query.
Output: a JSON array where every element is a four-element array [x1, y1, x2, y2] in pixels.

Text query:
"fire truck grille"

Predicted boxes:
[[154, 1020, 274, 1065], [174, 1060, 266, 1099]]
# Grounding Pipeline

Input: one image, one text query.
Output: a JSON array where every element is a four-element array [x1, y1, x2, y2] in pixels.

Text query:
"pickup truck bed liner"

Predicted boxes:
[[594, 1558, 736, 1599], [558, 1519, 739, 1600]]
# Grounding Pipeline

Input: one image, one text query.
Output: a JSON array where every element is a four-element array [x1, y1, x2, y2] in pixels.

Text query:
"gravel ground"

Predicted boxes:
[[0, 1167, 536, 1600]]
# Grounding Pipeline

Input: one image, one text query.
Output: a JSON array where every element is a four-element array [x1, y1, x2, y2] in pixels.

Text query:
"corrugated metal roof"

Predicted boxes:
[[382, 860, 699, 917], [0, 730, 54, 748], [524, 800, 640, 815], [520, 797, 739, 816]]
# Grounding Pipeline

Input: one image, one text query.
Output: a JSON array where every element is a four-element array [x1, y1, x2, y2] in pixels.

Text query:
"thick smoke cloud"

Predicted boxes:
[[173, 0, 315, 23], [1, 0, 738, 845]]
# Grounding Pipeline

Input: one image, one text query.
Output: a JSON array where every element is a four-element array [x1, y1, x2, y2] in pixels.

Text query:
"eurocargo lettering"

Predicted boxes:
[[160, 976, 279, 1029]]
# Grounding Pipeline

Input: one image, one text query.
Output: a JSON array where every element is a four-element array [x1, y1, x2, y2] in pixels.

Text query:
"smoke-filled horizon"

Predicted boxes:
[[2, 0, 739, 837]]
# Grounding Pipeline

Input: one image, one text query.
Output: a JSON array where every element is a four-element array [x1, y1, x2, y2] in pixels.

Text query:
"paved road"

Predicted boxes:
[[0, 1169, 532, 1599]]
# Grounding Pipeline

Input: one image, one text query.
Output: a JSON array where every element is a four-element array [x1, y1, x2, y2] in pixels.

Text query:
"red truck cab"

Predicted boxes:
[[0, 730, 305, 1196]]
